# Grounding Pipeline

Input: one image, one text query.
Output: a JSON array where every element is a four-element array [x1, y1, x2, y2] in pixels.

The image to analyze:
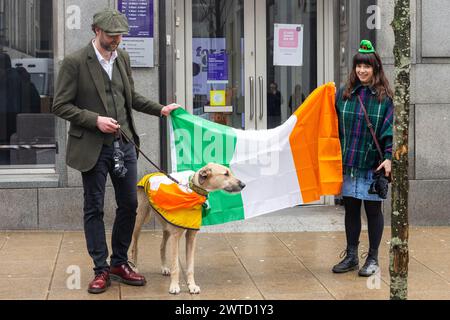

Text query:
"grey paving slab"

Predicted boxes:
[[48, 286, 121, 300], [2, 232, 63, 248], [251, 273, 329, 297], [202, 205, 347, 233], [0, 278, 51, 300], [0, 260, 55, 279], [0, 245, 60, 262], [264, 292, 335, 300], [0, 226, 448, 300], [0, 233, 8, 250]]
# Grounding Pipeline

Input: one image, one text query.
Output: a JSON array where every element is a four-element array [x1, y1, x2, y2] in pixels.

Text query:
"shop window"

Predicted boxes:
[[0, 0, 55, 169]]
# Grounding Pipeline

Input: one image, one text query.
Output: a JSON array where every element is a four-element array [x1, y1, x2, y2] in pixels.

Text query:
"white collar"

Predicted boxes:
[[92, 39, 118, 64]]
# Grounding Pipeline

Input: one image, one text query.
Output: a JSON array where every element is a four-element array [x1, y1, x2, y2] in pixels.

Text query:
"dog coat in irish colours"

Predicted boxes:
[[137, 171, 207, 230]]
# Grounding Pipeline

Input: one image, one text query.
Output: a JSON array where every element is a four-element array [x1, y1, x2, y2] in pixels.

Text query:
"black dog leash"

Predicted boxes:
[[118, 127, 210, 197], [118, 128, 180, 185]]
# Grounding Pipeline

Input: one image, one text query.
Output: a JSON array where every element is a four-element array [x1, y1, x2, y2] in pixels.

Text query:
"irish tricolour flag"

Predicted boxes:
[[168, 82, 343, 226]]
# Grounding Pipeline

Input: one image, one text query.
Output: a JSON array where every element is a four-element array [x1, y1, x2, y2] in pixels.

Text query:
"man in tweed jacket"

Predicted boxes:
[[52, 8, 179, 294]]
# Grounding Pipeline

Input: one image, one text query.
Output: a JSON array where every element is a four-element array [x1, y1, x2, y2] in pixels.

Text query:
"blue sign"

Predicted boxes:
[[118, 0, 153, 38], [207, 53, 228, 83], [118, 0, 154, 67]]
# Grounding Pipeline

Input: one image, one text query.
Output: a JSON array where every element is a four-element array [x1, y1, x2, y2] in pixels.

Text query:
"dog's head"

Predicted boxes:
[[193, 163, 245, 193]]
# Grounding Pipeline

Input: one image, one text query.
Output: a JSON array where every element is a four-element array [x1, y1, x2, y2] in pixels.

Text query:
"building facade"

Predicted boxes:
[[0, 0, 448, 229]]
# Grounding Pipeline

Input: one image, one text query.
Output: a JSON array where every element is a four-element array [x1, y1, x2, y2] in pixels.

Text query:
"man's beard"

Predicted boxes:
[[100, 40, 118, 52]]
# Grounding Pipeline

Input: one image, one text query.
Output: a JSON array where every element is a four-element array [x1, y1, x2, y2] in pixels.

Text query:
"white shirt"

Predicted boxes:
[[92, 40, 118, 80]]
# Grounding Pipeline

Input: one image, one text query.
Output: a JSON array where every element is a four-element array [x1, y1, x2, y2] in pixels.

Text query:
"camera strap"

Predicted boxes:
[[113, 130, 123, 148], [357, 94, 384, 162], [118, 128, 180, 185]]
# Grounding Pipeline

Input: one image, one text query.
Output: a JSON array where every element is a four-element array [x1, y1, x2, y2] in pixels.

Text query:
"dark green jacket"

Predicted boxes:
[[336, 84, 393, 177], [52, 43, 163, 172]]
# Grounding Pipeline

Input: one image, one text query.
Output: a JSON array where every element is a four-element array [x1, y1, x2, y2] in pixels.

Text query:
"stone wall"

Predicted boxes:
[[379, 0, 450, 225]]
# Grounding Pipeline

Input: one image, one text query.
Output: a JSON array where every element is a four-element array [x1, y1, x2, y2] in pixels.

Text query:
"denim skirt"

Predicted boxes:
[[341, 172, 383, 202]]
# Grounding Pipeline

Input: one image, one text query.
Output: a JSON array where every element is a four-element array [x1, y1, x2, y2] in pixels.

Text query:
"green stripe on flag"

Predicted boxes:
[[202, 190, 246, 225], [170, 108, 245, 225]]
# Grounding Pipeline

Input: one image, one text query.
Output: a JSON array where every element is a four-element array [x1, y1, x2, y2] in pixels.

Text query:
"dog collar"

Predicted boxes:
[[188, 175, 209, 197]]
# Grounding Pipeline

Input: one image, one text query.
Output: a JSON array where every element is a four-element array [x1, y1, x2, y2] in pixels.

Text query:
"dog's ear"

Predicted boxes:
[[198, 168, 212, 185]]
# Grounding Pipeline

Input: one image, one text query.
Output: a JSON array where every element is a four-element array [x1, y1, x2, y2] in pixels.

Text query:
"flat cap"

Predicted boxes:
[[93, 8, 129, 36]]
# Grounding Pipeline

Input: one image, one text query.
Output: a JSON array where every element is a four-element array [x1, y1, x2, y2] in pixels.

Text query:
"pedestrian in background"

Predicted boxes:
[[267, 82, 282, 129]]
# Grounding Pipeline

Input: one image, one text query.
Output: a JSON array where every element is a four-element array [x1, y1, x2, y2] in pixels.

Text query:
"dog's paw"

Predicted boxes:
[[188, 284, 201, 294], [169, 283, 181, 295], [161, 266, 171, 276]]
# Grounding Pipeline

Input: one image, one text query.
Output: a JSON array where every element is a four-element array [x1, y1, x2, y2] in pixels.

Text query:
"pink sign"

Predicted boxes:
[[274, 24, 303, 66], [278, 28, 299, 48]]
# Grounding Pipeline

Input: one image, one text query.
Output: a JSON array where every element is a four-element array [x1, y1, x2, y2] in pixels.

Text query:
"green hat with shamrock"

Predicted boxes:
[[359, 40, 376, 54]]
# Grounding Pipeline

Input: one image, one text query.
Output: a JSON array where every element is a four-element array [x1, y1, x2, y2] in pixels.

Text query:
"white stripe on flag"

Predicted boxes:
[[229, 116, 303, 219]]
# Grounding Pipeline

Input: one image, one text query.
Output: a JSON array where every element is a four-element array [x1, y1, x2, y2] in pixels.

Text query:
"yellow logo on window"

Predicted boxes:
[[210, 90, 226, 106]]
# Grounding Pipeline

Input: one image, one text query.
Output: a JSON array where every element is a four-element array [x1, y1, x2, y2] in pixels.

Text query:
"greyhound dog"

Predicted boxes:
[[130, 163, 245, 294]]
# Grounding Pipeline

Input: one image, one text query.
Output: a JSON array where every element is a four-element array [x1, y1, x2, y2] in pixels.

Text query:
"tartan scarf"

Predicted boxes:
[[336, 84, 393, 178]]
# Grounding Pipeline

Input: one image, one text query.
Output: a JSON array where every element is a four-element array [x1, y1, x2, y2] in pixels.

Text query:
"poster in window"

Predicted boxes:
[[118, 0, 154, 67], [274, 24, 304, 67], [207, 53, 228, 84], [192, 38, 226, 96]]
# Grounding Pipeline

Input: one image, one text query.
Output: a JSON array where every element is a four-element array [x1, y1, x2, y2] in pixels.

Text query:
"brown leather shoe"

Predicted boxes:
[[87, 271, 111, 294], [110, 263, 146, 286]]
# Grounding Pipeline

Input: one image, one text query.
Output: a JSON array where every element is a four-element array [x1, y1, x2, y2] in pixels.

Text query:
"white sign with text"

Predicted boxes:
[[274, 24, 304, 67]]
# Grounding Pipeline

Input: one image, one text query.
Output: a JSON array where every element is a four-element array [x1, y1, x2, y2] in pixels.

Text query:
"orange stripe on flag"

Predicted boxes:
[[289, 83, 343, 203], [150, 183, 207, 211]]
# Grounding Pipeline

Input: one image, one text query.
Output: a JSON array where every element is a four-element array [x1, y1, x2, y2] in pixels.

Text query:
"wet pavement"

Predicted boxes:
[[0, 205, 449, 300]]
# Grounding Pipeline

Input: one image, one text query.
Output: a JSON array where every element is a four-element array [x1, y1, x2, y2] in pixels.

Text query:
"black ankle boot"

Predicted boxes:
[[332, 244, 359, 273], [358, 248, 380, 277]]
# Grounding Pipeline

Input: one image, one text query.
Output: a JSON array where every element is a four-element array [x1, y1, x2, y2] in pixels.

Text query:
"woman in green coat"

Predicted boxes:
[[332, 40, 393, 277]]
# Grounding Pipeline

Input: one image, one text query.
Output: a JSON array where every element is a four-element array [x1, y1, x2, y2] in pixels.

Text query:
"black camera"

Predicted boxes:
[[368, 169, 390, 199], [112, 140, 127, 178]]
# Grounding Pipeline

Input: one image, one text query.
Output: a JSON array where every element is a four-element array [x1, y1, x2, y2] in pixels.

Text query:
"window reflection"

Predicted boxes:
[[266, 0, 317, 129], [0, 0, 55, 167], [192, 0, 245, 129]]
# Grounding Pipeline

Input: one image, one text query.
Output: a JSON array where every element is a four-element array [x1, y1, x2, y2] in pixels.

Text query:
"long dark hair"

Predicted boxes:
[[343, 52, 393, 102]]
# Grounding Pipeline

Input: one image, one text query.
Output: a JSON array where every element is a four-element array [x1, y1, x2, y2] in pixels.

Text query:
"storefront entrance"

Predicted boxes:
[[175, 0, 337, 204], [175, 0, 335, 130]]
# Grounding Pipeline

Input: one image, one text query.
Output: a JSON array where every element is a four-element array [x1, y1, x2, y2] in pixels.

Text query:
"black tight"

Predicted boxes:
[[343, 197, 384, 251]]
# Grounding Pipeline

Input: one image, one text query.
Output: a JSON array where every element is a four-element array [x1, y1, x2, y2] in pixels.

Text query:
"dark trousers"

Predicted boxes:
[[343, 197, 384, 251], [81, 141, 137, 274]]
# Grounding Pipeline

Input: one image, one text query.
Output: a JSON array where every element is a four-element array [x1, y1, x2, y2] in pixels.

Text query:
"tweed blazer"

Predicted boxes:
[[52, 43, 163, 172]]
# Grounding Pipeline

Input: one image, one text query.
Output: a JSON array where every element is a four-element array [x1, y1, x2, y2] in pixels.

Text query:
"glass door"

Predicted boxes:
[[180, 0, 318, 131], [177, 0, 330, 205], [183, 0, 255, 130], [256, 0, 318, 129]]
